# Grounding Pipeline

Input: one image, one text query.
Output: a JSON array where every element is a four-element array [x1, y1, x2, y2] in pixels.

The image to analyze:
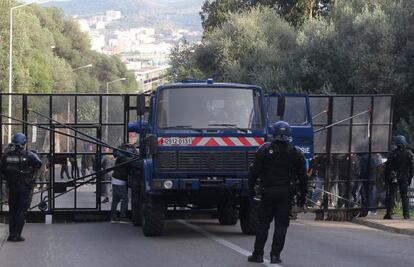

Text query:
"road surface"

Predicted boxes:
[[0, 215, 413, 267]]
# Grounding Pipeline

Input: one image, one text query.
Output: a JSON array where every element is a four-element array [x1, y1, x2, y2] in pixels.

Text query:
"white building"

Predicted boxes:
[[125, 61, 143, 71], [135, 66, 170, 92], [95, 21, 106, 30], [90, 33, 105, 52], [105, 10, 122, 21], [76, 19, 90, 33]]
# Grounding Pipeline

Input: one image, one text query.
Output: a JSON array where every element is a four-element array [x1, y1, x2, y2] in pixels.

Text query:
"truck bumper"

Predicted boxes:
[[150, 178, 246, 191]]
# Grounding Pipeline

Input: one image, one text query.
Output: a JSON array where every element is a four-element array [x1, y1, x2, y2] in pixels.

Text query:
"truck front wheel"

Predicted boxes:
[[240, 199, 259, 235], [142, 196, 165, 236], [218, 199, 238, 225], [131, 178, 142, 226], [131, 185, 142, 226]]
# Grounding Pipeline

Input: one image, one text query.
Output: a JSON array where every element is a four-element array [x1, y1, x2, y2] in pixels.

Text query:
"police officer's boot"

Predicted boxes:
[[383, 213, 393, 220], [270, 253, 282, 264], [248, 252, 264, 263], [7, 235, 25, 242], [14, 236, 25, 242]]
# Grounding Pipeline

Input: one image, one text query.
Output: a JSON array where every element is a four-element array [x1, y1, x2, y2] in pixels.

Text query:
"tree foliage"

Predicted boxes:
[[200, 7, 298, 90], [0, 1, 137, 94], [200, 0, 335, 31], [172, 0, 414, 139], [168, 40, 205, 81]]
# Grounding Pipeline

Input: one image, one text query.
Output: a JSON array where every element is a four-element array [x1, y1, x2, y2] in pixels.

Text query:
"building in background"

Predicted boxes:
[[73, 10, 201, 92], [135, 66, 169, 92]]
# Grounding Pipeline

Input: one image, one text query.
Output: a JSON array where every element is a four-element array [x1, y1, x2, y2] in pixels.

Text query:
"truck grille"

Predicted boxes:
[[156, 151, 256, 172]]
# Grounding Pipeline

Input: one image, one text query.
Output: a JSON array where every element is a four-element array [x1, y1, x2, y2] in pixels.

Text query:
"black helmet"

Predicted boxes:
[[11, 132, 27, 146], [271, 121, 292, 142], [395, 135, 407, 147]]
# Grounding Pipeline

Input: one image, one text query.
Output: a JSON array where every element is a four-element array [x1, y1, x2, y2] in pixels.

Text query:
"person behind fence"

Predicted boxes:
[[81, 144, 95, 178], [68, 154, 79, 180], [101, 147, 115, 204], [384, 135, 414, 220], [247, 121, 307, 264], [333, 154, 348, 208], [0, 133, 42, 242], [308, 155, 326, 207], [34, 155, 49, 190], [60, 157, 70, 180], [349, 154, 361, 208], [110, 143, 136, 224]]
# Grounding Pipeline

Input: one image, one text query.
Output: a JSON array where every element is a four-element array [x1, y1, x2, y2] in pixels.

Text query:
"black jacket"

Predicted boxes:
[[0, 145, 42, 185], [112, 156, 132, 182], [385, 146, 414, 184], [248, 141, 308, 204]]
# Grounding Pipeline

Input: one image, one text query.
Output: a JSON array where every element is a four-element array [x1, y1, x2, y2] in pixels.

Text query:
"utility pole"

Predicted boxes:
[[8, 1, 39, 143], [309, 0, 316, 19]]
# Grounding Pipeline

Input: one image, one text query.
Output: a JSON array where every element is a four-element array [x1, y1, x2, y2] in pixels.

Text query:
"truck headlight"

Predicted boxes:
[[163, 180, 173, 189]]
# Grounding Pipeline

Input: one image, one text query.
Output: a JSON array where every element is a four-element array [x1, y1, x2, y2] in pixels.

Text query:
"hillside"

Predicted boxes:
[[44, 0, 204, 31]]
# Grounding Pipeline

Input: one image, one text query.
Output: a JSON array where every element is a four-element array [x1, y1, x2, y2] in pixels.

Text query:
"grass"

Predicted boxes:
[[394, 202, 414, 217]]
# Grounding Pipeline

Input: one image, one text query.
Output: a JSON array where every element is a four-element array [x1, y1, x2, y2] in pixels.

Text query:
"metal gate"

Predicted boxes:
[[0, 93, 139, 222], [0, 93, 396, 221], [309, 94, 394, 216]]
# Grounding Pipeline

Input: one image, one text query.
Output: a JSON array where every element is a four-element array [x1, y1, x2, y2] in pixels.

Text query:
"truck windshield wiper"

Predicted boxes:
[[208, 124, 248, 133], [162, 125, 203, 133]]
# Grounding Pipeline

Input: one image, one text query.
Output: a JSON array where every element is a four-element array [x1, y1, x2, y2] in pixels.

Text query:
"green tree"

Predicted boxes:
[[200, 0, 335, 31], [199, 7, 298, 90], [168, 40, 205, 81], [200, 0, 251, 32], [0, 1, 137, 94]]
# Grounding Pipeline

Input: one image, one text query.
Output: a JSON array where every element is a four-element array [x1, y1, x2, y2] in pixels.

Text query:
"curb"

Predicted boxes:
[[0, 224, 7, 249], [352, 218, 414, 236]]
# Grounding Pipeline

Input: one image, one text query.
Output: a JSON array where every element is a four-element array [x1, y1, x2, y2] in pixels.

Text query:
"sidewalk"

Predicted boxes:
[[353, 211, 414, 236], [0, 223, 7, 247]]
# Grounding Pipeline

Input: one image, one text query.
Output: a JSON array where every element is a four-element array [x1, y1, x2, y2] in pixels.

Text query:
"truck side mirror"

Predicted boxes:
[[137, 94, 146, 116], [277, 95, 285, 117]]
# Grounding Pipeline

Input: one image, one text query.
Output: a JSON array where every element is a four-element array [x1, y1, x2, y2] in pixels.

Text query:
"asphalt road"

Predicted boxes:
[[0, 216, 413, 267]]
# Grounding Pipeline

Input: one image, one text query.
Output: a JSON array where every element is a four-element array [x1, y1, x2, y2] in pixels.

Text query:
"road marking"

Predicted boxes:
[[176, 220, 282, 267], [291, 222, 305, 226]]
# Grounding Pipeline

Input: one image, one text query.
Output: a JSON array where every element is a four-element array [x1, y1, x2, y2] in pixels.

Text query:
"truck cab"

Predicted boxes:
[[130, 81, 267, 236], [266, 93, 314, 161]]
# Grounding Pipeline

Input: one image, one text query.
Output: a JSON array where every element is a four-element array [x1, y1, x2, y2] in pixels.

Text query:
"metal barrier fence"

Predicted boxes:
[[0, 93, 396, 219], [309, 95, 393, 213], [0, 93, 139, 219]]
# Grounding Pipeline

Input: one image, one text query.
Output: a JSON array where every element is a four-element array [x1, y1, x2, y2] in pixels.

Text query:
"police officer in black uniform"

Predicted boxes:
[[1, 133, 42, 242], [384, 135, 413, 220], [248, 121, 307, 264]]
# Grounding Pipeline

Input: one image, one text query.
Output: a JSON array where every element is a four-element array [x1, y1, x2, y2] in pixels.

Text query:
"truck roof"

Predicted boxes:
[[157, 81, 262, 91]]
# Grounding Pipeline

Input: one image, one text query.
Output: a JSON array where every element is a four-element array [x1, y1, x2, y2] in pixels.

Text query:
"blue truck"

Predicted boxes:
[[129, 80, 313, 236]]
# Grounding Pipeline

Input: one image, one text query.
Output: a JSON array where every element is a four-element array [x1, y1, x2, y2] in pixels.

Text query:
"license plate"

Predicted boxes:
[[162, 137, 193, 146]]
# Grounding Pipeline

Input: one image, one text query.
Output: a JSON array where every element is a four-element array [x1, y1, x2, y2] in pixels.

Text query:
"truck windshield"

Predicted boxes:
[[268, 96, 310, 125], [157, 87, 264, 130]]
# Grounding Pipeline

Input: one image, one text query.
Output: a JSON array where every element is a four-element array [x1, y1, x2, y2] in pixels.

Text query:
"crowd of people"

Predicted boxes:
[[307, 144, 413, 220], [308, 153, 389, 210]]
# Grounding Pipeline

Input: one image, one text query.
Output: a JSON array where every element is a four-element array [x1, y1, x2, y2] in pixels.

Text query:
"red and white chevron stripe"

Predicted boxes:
[[158, 137, 265, 147]]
